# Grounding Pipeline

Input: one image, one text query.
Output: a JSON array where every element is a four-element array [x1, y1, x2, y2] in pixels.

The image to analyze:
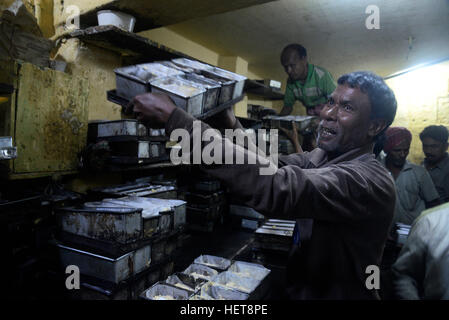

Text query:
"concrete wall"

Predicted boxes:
[[386, 60, 449, 164]]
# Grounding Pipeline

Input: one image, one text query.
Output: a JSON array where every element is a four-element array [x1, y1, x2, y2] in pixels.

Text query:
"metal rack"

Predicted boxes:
[[244, 79, 284, 100], [106, 89, 244, 120]]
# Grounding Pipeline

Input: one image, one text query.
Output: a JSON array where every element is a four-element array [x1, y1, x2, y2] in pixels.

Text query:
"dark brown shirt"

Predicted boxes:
[[166, 108, 396, 299]]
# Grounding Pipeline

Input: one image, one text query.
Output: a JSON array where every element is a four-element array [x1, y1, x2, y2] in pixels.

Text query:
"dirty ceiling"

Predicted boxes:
[[168, 0, 449, 81]]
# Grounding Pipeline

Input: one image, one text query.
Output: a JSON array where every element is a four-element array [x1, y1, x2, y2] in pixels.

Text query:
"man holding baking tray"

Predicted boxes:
[[126, 71, 397, 300]]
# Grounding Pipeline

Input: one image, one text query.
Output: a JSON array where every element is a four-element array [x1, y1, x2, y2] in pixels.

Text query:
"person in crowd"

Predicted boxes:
[[378, 127, 439, 300], [381, 127, 440, 227], [279, 43, 336, 117], [278, 44, 336, 151], [392, 202, 449, 299], [420, 125, 449, 203]]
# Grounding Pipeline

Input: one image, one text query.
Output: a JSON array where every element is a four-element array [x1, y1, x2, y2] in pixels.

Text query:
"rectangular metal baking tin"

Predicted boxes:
[[57, 243, 151, 284], [88, 120, 147, 140], [57, 205, 143, 244], [114, 62, 184, 100], [150, 76, 206, 117]]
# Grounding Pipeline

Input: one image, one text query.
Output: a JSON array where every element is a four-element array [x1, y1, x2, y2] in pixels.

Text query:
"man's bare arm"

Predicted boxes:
[[279, 105, 293, 116]]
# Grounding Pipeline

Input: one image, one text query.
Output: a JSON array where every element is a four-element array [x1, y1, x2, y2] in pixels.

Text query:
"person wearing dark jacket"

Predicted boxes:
[[127, 71, 398, 300]]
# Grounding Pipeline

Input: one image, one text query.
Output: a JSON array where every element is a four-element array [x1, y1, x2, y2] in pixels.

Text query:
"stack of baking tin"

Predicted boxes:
[[140, 255, 271, 300], [184, 179, 227, 232], [112, 59, 247, 117], [56, 194, 187, 300], [87, 119, 168, 165], [251, 219, 295, 266]]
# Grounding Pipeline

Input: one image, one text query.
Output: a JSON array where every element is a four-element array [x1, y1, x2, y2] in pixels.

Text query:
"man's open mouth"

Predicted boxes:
[[320, 126, 337, 139]]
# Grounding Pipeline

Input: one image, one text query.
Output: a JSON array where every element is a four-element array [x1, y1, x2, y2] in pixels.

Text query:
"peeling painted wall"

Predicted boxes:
[[54, 38, 123, 121], [34, 0, 55, 38], [386, 60, 449, 164]]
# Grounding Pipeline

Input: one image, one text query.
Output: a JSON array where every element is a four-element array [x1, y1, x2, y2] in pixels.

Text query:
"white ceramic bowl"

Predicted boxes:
[[97, 10, 136, 32]]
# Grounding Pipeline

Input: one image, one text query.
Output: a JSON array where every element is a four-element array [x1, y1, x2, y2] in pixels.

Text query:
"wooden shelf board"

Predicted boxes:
[[67, 25, 191, 60], [107, 89, 244, 120], [76, 0, 276, 33]]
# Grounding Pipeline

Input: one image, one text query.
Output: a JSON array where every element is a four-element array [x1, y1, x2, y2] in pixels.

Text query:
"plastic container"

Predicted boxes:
[[97, 10, 136, 32]]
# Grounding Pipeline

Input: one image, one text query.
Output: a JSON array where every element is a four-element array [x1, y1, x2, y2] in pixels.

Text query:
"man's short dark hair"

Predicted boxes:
[[337, 71, 397, 137], [419, 125, 449, 144], [281, 43, 307, 60]]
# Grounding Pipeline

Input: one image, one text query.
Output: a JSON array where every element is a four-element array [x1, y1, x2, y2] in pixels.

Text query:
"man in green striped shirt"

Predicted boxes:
[[279, 44, 337, 116]]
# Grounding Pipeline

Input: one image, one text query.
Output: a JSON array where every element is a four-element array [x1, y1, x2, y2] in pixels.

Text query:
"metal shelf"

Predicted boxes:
[[67, 25, 191, 59], [105, 160, 180, 173], [107, 89, 244, 120], [102, 92, 244, 172], [245, 79, 284, 100], [74, 0, 275, 33], [196, 95, 245, 120]]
